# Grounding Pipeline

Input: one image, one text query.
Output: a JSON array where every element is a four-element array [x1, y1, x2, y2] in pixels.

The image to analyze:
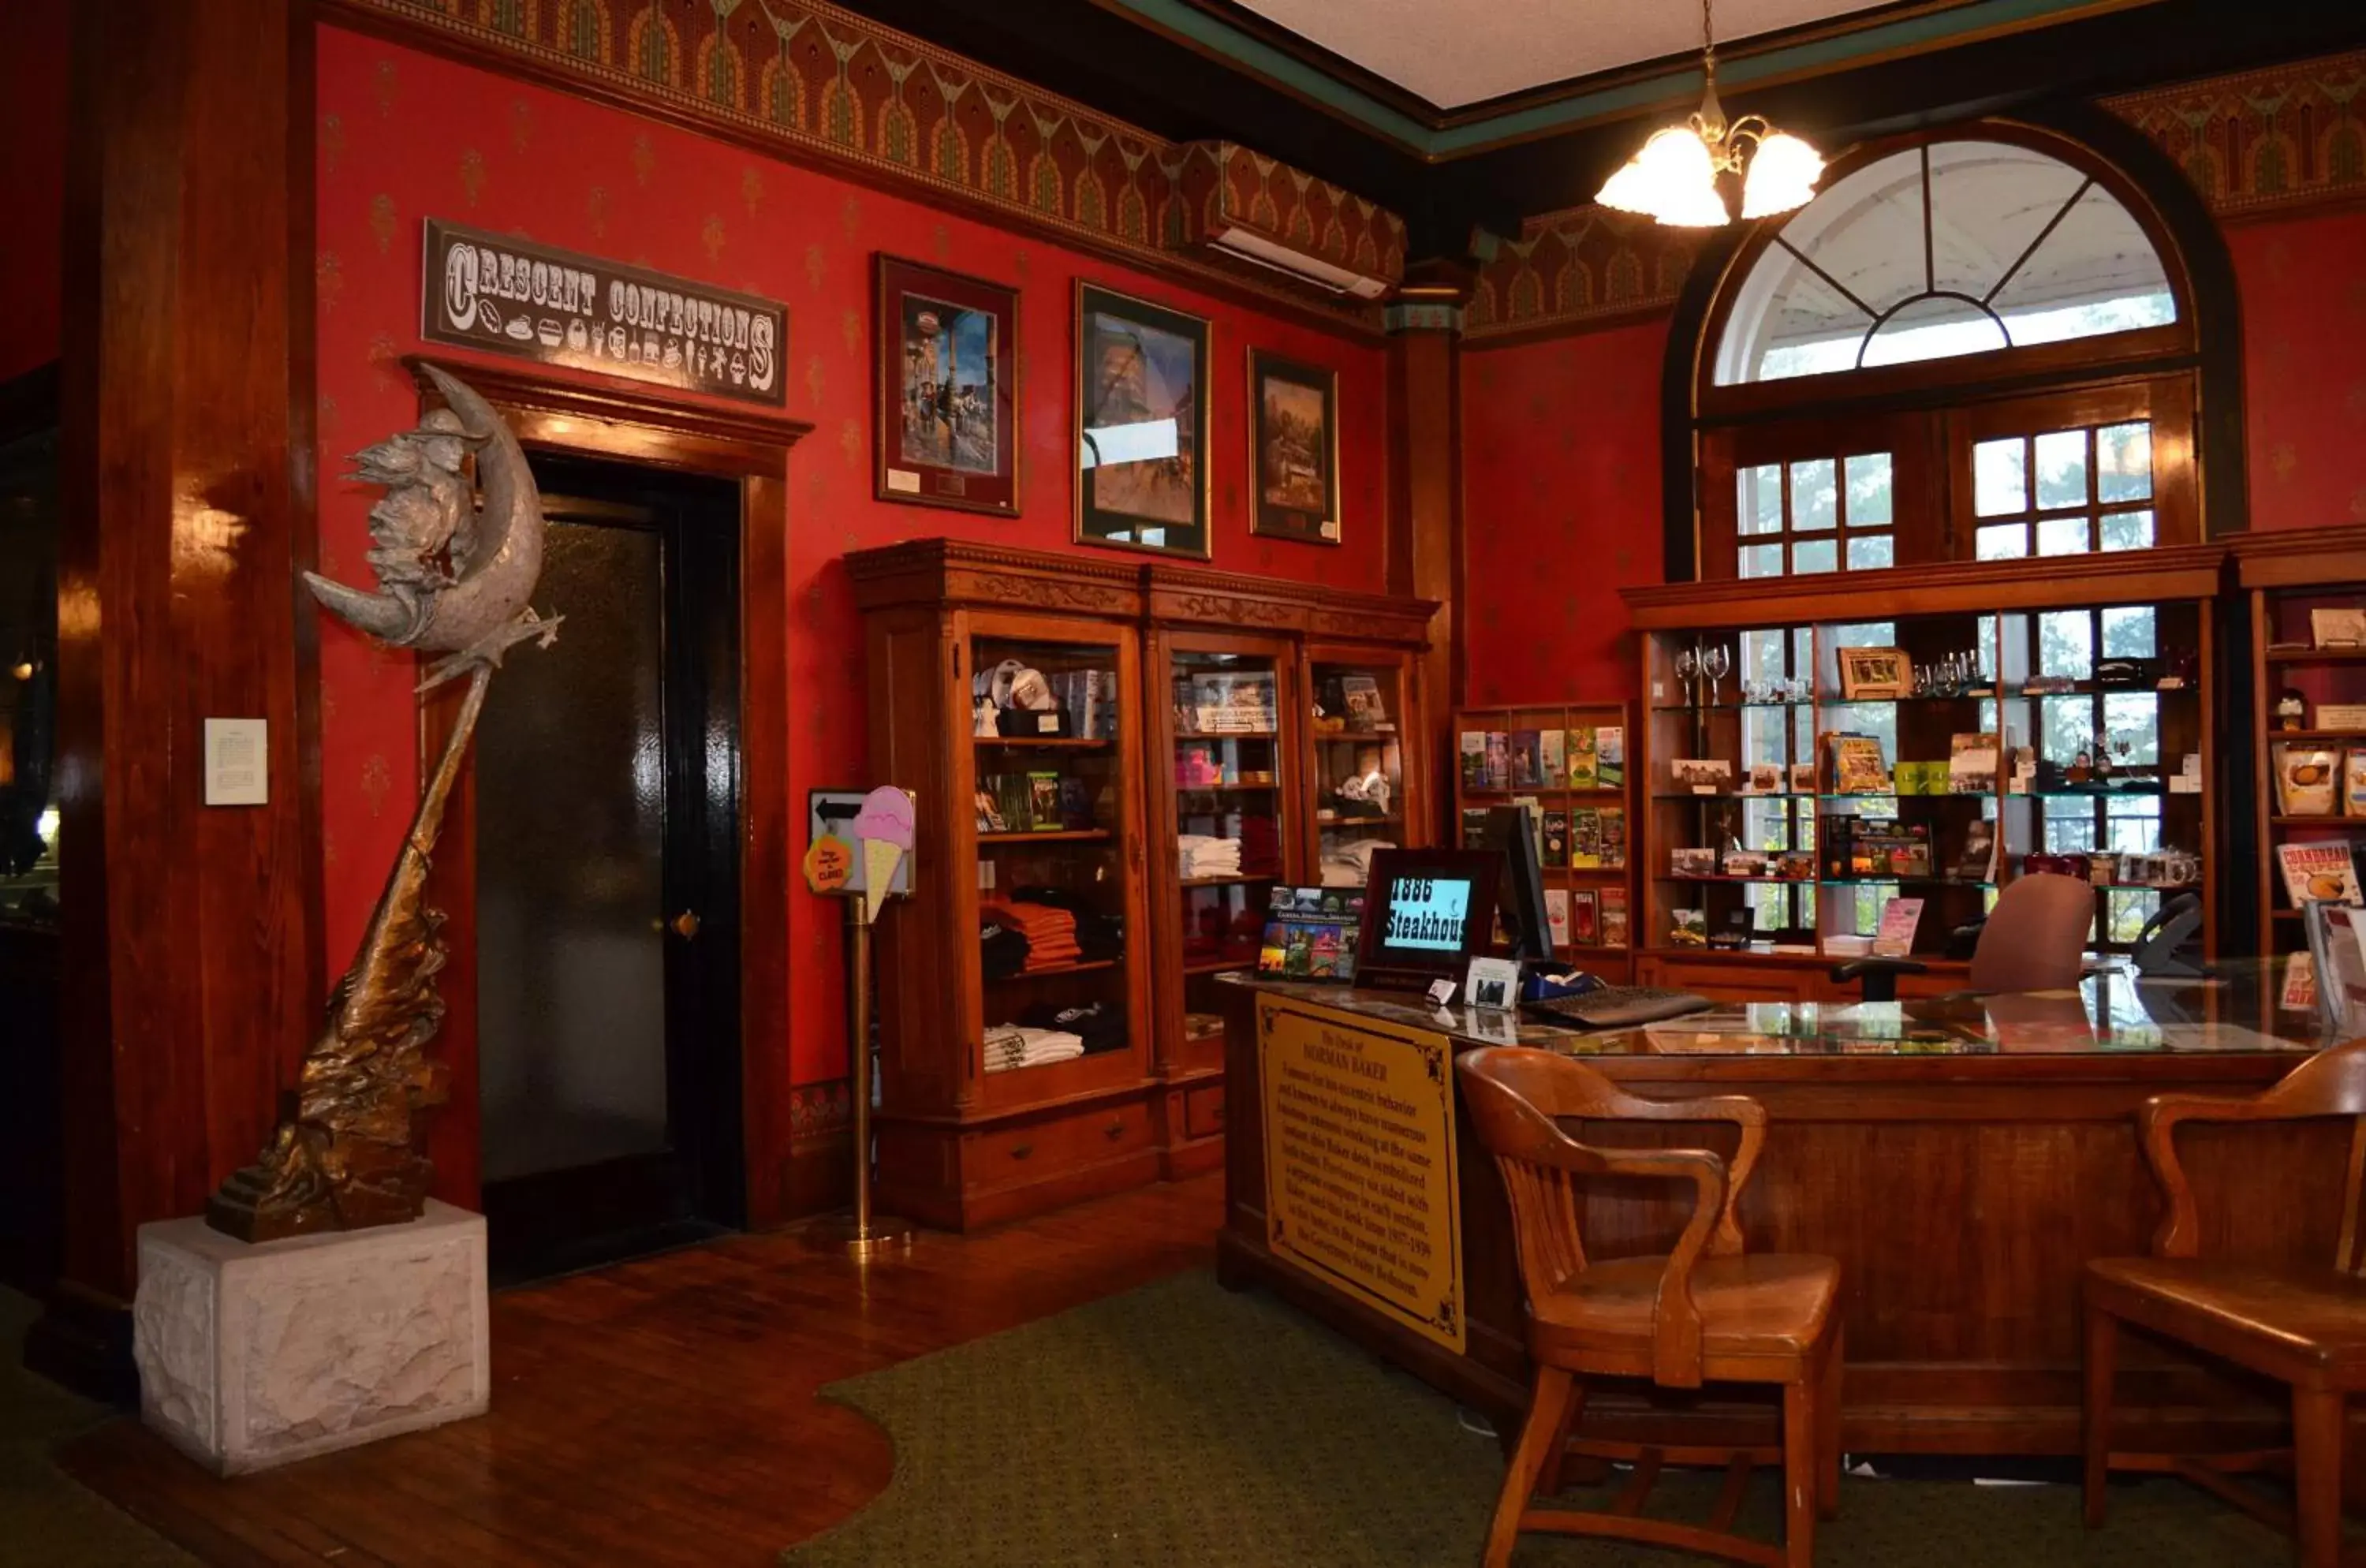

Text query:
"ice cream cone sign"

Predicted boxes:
[[853, 786, 916, 924]]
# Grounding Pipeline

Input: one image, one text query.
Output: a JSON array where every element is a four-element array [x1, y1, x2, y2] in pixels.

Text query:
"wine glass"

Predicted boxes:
[[1674, 647, 1700, 707], [1703, 646, 1730, 707]]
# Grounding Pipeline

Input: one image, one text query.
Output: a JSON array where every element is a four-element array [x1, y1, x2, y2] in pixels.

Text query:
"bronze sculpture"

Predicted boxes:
[[208, 365, 558, 1243]]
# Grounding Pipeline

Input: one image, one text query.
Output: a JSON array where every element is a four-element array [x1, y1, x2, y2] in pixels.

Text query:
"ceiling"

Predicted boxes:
[[1225, 0, 1897, 111]]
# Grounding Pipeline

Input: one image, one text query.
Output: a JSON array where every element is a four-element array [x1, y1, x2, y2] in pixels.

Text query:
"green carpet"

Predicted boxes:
[[784, 1271, 2293, 1568], [0, 1290, 194, 1568]]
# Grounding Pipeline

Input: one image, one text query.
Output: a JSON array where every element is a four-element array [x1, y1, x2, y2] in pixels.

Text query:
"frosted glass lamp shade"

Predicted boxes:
[[1741, 132, 1824, 219], [1597, 128, 1729, 227]]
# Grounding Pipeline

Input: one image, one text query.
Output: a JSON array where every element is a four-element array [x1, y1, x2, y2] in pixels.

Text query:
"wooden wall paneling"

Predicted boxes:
[[43, 0, 319, 1395], [1386, 265, 1466, 833], [402, 357, 811, 1226]]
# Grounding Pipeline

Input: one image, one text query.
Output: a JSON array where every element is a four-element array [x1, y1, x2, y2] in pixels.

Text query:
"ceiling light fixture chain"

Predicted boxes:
[[1595, 0, 1824, 228]]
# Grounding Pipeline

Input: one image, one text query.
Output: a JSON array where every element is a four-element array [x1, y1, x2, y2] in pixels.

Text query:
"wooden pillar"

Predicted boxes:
[[36, 0, 318, 1398], [1386, 261, 1471, 846]]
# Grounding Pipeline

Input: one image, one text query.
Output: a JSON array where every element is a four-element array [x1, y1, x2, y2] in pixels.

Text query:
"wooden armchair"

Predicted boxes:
[[1456, 1047, 1842, 1568], [2083, 1038, 2366, 1566]]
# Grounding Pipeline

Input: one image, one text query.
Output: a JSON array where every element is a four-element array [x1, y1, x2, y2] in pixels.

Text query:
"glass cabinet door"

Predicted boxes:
[[1170, 650, 1287, 1043], [970, 631, 1132, 1079], [1308, 658, 1407, 889]]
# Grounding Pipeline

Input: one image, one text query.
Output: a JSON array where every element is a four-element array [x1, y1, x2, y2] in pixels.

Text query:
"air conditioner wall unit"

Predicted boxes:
[[1167, 142, 1405, 302]]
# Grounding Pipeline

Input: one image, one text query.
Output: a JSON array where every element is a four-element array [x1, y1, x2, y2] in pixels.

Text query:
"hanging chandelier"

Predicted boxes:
[[1596, 0, 1824, 226]]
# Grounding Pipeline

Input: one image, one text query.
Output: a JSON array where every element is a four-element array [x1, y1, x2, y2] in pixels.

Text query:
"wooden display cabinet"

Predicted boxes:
[[1623, 549, 2225, 1002], [852, 540, 1435, 1224], [1301, 647, 1430, 889], [2233, 527, 2366, 958], [1449, 701, 1637, 981], [852, 543, 1157, 1230]]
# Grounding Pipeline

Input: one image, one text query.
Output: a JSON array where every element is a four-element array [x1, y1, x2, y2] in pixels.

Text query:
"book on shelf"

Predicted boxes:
[[1569, 888, 1599, 946], [1458, 730, 1489, 792], [1599, 805, 1626, 870], [1510, 730, 1543, 788], [1539, 729, 1566, 787], [1595, 726, 1624, 790], [1566, 727, 1598, 790], [1540, 810, 1569, 867], [2311, 607, 2366, 649], [1483, 731, 1510, 790], [1949, 732, 2000, 793], [2277, 842, 2363, 907], [1600, 887, 1629, 948], [2348, 752, 2366, 817], [1338, 674, 1389, 728], [1459, 807, 1489, 849], [1873, 896, 1924, 958], [1544, 888, 1570, 950], [1822, 815, 1931, 879], [1670, 908, 1707, 947], [1824, 732, 1890, 796], [1570, 808, 1603, 868], [1027, 771, 1065, 830]]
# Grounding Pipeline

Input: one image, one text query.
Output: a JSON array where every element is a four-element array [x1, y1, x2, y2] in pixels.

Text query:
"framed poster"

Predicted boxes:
[[873, 256, 1019, 516], [1248, 349, 1340, 543], [1075, 282, 1210, 558]]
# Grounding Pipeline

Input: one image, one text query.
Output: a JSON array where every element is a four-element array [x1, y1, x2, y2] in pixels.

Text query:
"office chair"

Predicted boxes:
[[1830, 872, 2095, 1002]]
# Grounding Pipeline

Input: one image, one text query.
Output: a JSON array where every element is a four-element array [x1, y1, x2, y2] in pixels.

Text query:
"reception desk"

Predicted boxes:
[[1216, 969, 2344, 1459]]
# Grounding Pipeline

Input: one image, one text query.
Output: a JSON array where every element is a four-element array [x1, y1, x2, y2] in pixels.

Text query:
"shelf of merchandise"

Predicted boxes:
[[1621, 549, 2225, 1002], [1450, 701, 1638, 982], [2235, 527, 2366, 956]]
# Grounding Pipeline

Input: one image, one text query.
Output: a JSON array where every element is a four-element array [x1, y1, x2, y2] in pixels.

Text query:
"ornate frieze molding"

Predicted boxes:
[[2106, 47, 2366, 219], [1464, 205, 1704, 342]]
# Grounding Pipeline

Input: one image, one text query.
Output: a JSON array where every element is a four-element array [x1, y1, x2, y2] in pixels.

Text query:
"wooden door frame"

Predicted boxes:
[[405, 356, 812, 1228]]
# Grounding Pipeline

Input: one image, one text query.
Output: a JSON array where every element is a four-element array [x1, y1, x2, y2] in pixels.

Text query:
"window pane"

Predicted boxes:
[[1992, 184, 2178, 342], [1847, 533, 1894, 570], [2044, 810, 2098, 853], [1976, 524, 2028, 560], [1790, 459, 1838, 530], [2037, 515, 2092, 555], [1860, 295, 2009, 368], [1792, 538, 1839, 574], [2106, 798, 2162, 855], [2107, 888, 2159, 946], [1741, 543, 1783, 579], [2041, 696, 2094, 767], [2098, 422, 2152, 502], [1926, 142, 2090, 300], [1844, 453, 1894, 527], [2100, 606, 2155, 659], [1741, 628, 1789, 684], [2038, 612, 2092, 679], [2034, 429, 2088, 509], [2103, 693, 2159, 765], [2099, 509, 2154, 551], [1975, 439, 2027, 516], [1740, 464, 1785, 536]]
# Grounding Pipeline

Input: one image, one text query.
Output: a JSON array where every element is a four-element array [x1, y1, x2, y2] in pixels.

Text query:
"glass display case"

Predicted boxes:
[[970, 631, 1139, 1081], [1166, 645, 1290, 1053], [1635, 568, 2217, 983], [1305, 655, 1416, 891]]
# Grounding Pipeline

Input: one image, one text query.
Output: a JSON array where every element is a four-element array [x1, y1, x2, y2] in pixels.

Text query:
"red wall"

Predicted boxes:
[[315, 27, 1390, 1088], [0, 0, 69, 384], [1459, 320, 1669, 705], [2227, 205, 2366, 532]]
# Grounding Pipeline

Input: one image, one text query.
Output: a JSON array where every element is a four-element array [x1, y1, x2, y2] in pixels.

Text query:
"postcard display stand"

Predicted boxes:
[[2236, 527, 2366, 957], [1622, 551, 2222, 1003], [1450, 702, 1638, 981], [849, 540, 1434, 1226]]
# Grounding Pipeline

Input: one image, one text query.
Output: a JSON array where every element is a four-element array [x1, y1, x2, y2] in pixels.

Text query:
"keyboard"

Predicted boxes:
[[1523, 985, 1716, 1031]]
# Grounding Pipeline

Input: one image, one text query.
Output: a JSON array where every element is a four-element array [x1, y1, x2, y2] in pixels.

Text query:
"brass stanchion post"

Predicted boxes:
[[809, 894, 912, 1260]]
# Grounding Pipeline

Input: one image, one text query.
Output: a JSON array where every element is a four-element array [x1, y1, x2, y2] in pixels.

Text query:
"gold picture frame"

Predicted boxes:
[[1248, 348, 1341, 544], [1837, 645, 1910, 701], [1073, 281, 1212, 558]]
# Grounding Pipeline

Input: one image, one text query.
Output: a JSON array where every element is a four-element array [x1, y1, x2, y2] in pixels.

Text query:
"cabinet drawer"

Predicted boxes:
[[968, 1100, 1154, 1186], [1185, 1084, 1226, 1141]]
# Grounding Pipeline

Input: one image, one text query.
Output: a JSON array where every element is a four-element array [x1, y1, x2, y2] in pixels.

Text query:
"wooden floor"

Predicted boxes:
[[62, 1175, 1226, 1567]]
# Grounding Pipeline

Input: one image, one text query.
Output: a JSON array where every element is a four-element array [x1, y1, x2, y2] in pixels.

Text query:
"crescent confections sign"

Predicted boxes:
[[420, 218, 787, 407]]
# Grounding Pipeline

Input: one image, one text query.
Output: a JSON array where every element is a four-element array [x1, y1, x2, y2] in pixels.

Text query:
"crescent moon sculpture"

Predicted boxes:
[[207, 365, 560, 1243]]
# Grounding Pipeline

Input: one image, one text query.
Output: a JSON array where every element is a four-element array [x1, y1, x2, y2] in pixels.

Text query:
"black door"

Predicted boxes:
[[475, 451, 743, 1284]]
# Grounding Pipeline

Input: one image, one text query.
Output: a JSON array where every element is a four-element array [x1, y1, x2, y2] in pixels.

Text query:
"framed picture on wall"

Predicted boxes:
[[874, 256, 1020, 516], [1248, 349, 1340, 543], [1075, 282, 1211, 558]]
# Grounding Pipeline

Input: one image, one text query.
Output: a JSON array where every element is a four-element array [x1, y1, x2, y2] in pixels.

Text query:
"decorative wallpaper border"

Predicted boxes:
[[1464, 205, 1704, 341], [2106, 47, 2366, 219], [330, 0, 1400, 325]]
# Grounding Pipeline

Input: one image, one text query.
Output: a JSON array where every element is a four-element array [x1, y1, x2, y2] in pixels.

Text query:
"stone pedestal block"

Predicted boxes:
[[132, 1200, 490, 1475]]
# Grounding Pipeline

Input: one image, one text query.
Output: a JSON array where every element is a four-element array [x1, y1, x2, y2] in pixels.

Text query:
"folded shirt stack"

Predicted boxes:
[[1009, 887, 1125, 963], [1319, 836, 1394, 889], [980, 919, 1033, 980], [1018, 1000, 1126, 1055], [980, 898, 1081, 970], [983, 1025, 1085, 1073], [1178, 834, 1244, 881]]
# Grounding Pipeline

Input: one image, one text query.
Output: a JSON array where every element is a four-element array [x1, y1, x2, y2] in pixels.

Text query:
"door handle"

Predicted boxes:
[[670, 909, 702, 940]]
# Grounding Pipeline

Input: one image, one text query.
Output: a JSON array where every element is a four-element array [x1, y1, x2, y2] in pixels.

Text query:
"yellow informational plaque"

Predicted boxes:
[[1257, 995, 1465, 1355]]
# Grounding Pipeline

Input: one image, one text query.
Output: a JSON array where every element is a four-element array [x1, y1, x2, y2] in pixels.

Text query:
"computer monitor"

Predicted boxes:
[[1352, 848, 1502, 994], [1480, 805, 1555, 963]]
